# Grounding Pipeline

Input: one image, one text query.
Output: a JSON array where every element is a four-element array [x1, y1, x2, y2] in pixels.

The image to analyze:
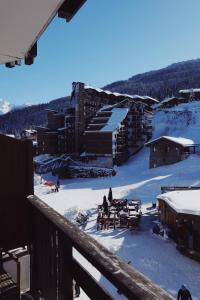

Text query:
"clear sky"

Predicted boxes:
[[1, 0, 200, 105]]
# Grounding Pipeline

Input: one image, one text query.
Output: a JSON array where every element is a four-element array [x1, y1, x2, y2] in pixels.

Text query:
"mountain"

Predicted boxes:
[[103, 58, 200, 99], [1, 58, 200, 133]]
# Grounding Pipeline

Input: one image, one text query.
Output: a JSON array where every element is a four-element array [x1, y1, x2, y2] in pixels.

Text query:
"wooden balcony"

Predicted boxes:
[[0, 134, 175, 300]]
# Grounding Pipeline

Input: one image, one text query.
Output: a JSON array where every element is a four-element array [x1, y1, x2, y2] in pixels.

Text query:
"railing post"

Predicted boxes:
[[57, 231, 73, 300], [16, 260, 21, 291]]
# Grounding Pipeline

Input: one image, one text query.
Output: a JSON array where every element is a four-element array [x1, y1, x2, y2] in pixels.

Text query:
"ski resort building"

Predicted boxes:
[[37, 82, 156, 165], [146, 136, 197, 168], [70, 82, 158, 154], [157, 189, 200, 257], [84, 99, 153, 166]]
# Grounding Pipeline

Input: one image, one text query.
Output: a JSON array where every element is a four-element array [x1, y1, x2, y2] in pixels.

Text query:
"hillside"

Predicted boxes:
[[1, 58, 200, 133], [104, 58, 200, 99], [0, 96, 71, 133], [35, 101, 200, 299]]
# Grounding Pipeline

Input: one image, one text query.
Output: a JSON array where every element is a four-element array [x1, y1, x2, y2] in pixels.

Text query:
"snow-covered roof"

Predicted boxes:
[[157, 190, 200, 216], [84, 85, 134, 98], [100, 108, 129, 132], [145, 136, 195, 147], [179, 88, 200, 94], [84, 84, 158, 103], [6, 134, 15, 138], [24, 129, 36, 134], [142, 96, 159, 103]]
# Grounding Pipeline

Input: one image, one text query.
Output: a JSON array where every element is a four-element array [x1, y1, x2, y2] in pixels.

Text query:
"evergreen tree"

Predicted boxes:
[[108, 187, 113, 204]]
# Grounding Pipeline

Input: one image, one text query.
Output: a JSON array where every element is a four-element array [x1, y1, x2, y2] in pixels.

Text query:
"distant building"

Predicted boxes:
[[157, 189, 200, 255], [37, 109, 75, 155], [145, 136, 197, 168], [153, 96, 186, 110], [21, 129, 37, 140], [179, 88, 200, 101]]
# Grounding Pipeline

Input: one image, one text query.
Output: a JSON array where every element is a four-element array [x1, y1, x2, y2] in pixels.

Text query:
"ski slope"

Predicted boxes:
[[35, 101, 200, 299]]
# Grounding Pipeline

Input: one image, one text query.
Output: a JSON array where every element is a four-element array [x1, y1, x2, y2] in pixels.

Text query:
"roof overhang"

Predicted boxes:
[[0, 0, 86, 67]]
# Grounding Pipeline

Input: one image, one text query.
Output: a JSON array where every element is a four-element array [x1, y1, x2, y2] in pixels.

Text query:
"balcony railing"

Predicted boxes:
[[26, 195, 175, 300]]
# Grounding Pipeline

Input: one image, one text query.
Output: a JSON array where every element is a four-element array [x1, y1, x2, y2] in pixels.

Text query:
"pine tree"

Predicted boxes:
[[108, 187, 113, 204]]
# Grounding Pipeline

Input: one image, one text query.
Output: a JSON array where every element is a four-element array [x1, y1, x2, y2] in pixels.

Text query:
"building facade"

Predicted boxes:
[[157, 189, 200, 256], [70, 82, 157, 154], [84, 98, 153, 166], [37, 109, 75, 155], [37, 82, 157, 164], [146, 136, 196, 168]]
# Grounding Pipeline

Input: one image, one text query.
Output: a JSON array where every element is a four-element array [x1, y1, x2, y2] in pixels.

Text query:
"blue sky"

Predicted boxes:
[[1, 0, 200, 105]]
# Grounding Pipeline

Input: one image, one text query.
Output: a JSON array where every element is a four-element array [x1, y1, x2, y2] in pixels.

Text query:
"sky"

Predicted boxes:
[[1, 0, 200, 105]]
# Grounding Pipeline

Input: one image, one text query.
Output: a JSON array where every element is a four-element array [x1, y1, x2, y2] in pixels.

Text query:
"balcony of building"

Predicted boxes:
[[0, 134, 175, 300]]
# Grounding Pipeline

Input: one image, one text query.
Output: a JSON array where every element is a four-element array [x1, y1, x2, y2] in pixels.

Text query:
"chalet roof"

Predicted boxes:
[[100, 108, 129, 132], [179, 88, 200, 94], [152, 97, 185, 109], [157, 190, 200, 216], [145, 136, 195, 147], [0, 0, 86, 65]]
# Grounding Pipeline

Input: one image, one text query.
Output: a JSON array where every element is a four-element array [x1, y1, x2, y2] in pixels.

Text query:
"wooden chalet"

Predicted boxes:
[[157, 188, 200, 259], [145, 136, 198, 168]]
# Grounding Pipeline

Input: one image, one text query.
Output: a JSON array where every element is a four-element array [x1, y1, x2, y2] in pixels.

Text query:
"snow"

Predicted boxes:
[[34, 101, 200, 300], [158, 190, 200, 216], [0, 99, 11, 114], [145, 136, 195, 146], [143, 95, 159, 103], [179, 88, 200, 93], [100, 108, 129, 132]]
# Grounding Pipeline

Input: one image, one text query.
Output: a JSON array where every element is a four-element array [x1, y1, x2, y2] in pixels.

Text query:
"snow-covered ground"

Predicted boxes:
[[35, 102, 200, 299]]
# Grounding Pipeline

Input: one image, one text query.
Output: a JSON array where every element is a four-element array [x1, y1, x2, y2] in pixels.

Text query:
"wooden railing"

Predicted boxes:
[[27, 195, 175, 300]]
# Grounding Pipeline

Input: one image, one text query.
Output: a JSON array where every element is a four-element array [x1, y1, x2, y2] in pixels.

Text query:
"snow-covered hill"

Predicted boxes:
[[34, 101, 200, 300]]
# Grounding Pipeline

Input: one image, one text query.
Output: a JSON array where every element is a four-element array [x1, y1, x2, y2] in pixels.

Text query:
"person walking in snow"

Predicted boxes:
[[55, 184, 59, 192], [177, 284, 192, 300], [57, 178, 60, 188]]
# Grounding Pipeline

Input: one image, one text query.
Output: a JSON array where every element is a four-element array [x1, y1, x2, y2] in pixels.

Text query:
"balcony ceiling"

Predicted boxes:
[[0, 0, 86, 64]]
